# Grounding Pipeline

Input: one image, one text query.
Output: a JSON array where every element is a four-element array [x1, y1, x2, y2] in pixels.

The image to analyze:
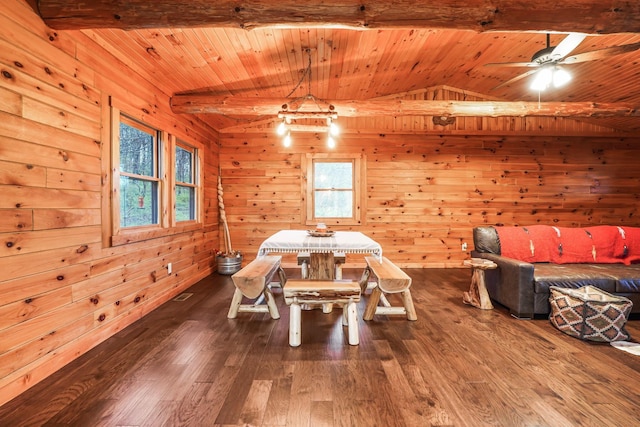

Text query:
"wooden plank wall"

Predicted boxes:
[[219, 126, 640, 269], [0, 0, 219, 405]]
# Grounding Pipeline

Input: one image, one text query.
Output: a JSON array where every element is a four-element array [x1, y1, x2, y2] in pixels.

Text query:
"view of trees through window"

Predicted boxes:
[[175, 144, 196, 221], [313, 161, 353, 218], [119, 119, 159, 227]]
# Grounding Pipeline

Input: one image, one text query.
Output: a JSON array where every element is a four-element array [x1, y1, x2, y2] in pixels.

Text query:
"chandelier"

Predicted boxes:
[[276, 49, 339, 148]]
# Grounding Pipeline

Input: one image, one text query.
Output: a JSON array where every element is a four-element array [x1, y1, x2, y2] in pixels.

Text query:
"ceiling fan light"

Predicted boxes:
[[327, 135, 336, 149], [530, 67, 553, 91], [276, 121, 287, 136], [552, 67, 571, 88]]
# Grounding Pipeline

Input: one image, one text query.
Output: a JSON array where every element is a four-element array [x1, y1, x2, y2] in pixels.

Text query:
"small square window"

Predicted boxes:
[[304, 153, 364, 226]]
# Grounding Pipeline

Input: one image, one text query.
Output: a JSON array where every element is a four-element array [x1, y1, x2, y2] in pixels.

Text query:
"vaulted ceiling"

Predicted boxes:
[[29, 1, 640, 133]]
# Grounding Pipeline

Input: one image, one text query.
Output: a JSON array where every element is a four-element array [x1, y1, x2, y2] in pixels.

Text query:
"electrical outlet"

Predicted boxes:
[[167, 262, 172, 274], [461, 242, 468, 251]]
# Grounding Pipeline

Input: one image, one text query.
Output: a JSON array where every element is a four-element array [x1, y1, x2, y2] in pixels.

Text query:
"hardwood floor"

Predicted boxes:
[[1, 268, 639, 426]]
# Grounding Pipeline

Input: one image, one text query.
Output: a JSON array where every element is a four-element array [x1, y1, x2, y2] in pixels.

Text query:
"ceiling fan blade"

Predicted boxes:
[[550, 33, 587, 60], [561, 41, 640, 64], [492, 68, 540, 90], [484, 61, 538, 68]]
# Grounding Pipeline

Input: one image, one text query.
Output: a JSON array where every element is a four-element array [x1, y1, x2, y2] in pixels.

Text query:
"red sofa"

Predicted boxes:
[[472, 225, 640, 318]]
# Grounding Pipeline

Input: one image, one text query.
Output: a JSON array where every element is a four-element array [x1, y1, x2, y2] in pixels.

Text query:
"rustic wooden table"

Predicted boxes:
[[258, 229, 382, 280]]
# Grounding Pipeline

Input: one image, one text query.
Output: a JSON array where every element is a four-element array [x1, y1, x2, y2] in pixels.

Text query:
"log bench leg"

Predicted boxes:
[[401, 289, 418, 321], [227, 288, 244, 319], [363, 287, 417, 321], [264, 286, 280, 320], [289, 301, 302, 347], [358, 267, 371, 293], [363, 286, 383, 321], [227, 286, 281, 320]]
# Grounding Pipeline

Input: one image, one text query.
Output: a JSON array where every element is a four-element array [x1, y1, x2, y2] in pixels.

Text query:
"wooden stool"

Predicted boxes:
[[283, 279, 361, 347], [462, 258, 497, 310]]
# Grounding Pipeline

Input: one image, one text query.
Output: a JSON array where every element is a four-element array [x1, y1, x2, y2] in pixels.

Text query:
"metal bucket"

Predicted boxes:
[[217, 254, 242, 275]]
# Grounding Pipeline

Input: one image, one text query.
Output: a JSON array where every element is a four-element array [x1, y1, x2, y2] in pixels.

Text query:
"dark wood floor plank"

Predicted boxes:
[[286, 361, 312, 426], [238, 379, 272, 426], [262, 371, 293, 426], [1, 269, 640, 427]]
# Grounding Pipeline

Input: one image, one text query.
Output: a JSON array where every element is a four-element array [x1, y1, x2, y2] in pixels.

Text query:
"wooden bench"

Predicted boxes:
[[359, 256, 417, 321], [228, 256, 286, 319], [283, 279, 361, 346], [297, 252, 346, 279]]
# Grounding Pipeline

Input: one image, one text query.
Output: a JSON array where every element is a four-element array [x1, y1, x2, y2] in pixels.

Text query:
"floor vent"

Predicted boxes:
[[173, 293, 193, 302]]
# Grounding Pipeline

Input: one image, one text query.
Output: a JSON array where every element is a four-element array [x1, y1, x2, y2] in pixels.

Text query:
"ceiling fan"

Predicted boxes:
[[486, 33, 640, 91]]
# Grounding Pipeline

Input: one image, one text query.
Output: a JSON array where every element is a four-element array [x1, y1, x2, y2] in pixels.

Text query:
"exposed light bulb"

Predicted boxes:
[[552, 67, 571, 88], [276, 121, 287, 136], [327, 135, 336, 149], [283, 132, 292, 147], [329, 121, 340, 136]]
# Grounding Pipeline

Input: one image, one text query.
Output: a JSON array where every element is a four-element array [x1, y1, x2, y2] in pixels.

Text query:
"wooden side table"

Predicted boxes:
[[463, 258, 497, 310]]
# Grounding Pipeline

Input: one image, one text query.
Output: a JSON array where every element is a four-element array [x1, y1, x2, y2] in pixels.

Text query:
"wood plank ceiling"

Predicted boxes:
[[30, 1, 640, 132]]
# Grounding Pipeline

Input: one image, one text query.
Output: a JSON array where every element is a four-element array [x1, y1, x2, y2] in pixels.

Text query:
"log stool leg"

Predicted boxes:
[[289, 300, 302, 347], [347, 299, 359, 345], [342, 303, 348, 326]]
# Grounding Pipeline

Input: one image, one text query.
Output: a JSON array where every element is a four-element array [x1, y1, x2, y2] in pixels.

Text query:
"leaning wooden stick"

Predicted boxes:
[[217, 167, 233, 254]]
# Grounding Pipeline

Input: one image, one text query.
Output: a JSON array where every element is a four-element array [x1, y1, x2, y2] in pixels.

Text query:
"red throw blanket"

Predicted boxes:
[[496, 225, 637, 264]]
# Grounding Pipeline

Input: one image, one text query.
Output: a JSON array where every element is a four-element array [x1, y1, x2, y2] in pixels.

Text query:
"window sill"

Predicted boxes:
[[111, 222, 202, 246]]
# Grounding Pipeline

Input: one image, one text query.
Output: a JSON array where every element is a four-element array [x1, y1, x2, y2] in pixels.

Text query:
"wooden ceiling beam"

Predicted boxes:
[[30, 0, 640, 34], [170, 95, 640, 118]]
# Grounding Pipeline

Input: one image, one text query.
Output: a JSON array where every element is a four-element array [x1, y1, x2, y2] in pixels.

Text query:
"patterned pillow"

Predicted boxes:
[[549, 286, 633, 342]]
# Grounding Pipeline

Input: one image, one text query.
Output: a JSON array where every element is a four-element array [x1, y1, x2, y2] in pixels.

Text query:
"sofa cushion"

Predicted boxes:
[[472, 226, 501, 254], [585, 264, 640, 293], [533, 264, 617, 294]]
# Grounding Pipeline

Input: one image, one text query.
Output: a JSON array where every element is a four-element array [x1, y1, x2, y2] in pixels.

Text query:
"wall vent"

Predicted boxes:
[[173, 293, 193, 302]]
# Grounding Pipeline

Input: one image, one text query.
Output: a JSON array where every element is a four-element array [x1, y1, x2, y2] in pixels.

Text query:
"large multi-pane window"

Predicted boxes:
[[175, 141, 197, 222], [305, 153, 364, 226], [107, 107, 202, 246], [119, 116, 160, 228]]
